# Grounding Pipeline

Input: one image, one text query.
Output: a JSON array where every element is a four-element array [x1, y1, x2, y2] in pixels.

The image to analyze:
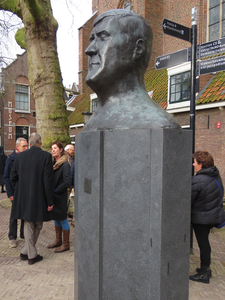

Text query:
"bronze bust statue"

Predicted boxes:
[[84, 9, 180, 131]]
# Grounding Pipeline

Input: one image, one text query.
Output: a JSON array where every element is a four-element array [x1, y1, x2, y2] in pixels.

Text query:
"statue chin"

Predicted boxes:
[[85, 75, 102, 94]]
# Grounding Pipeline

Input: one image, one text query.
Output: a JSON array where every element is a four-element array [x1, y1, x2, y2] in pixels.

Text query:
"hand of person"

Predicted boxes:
[[47, 205, 54, 211], [9, 196, 14, 201]]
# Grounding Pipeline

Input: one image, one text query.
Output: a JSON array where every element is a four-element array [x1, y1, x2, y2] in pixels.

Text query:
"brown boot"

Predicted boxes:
[[55, 230, 70, 253], [47, 226, 62, 248]]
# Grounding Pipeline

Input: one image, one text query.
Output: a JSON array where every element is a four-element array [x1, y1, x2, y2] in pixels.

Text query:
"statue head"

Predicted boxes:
[[85, 9, 153, 93]]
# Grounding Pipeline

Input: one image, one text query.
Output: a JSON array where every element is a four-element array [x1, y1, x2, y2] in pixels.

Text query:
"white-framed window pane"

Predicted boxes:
[[176, 93, 180, 101], [170, 94, 176, 103], [15, 85, 29, 111], [169, 71, 191, 103], [209, 5, 220, 24], [91, 98, 98, 113], [176, 84, 181, 92], [209, 23, 220, 40], [223, 20, 225, 36], [182, 82, 191, 100], [210, 0, 220, 8], [175, 74, 181, 83]]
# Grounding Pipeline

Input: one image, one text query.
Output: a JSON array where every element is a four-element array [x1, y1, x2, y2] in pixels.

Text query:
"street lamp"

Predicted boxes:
[[22, 126, 28, 135]]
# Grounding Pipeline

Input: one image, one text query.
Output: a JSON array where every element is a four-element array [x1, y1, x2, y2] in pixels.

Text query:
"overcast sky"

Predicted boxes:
[[0, 0, 93, 89], [52, 0, 92, 88]]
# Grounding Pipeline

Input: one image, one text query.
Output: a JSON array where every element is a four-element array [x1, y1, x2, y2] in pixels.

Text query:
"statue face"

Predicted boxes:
[[85, 16, 133, 90]]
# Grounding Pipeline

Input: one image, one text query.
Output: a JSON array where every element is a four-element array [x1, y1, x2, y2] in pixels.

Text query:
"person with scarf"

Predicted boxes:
[[189, 151, 225, 283], [48, 141, 72, 252]]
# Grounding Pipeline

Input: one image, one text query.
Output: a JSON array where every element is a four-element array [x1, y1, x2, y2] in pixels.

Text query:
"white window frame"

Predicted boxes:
[[207, 0, 225, 41], [70, 135, 75, 145], [90, 93, 98, 113], [167, 62, 191, 112], [15, 84, 30, 113]]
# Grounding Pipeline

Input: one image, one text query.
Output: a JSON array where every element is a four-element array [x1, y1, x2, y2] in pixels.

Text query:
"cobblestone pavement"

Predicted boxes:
[[1, 192, 225, 300], [189, 226, 225, 300], [0, 194, 74, 300]]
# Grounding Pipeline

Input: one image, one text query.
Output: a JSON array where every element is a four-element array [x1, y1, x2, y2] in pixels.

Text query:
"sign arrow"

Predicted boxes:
[[155, 48, 191, 70], [162, 19, 192, 43]]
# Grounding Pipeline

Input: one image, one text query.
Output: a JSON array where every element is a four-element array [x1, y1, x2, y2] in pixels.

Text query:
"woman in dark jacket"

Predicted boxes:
[[48, 141, 72, 252], [189, 151, 225, 284]]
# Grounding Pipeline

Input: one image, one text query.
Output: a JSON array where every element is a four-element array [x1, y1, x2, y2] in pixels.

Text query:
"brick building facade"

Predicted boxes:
[[0, 52, 36, 155]]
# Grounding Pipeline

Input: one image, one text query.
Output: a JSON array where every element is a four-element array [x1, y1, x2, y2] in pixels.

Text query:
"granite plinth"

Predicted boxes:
[[75, 128, 192, 300]]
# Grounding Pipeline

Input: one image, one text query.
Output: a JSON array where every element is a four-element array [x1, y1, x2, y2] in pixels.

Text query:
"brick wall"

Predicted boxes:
[[78, 14, 97, 95], [1, 52, 36, 155], [174, 107, 225, 183]]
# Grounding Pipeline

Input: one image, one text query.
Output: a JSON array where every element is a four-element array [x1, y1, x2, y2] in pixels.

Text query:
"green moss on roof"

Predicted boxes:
[[68, 93, 90, 125], [144, 68, 168, 109], [197, 71, 225, 104]]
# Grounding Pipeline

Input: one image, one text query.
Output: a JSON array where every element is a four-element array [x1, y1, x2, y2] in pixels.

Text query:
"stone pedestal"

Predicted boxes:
[[75, 128, 192, 300]]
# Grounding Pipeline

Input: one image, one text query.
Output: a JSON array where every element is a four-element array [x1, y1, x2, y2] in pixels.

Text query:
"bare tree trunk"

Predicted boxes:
[[0, 0, 70, 150]]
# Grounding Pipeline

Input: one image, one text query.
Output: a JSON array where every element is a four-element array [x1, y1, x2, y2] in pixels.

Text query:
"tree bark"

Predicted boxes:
[[0, 0, 70, 150]]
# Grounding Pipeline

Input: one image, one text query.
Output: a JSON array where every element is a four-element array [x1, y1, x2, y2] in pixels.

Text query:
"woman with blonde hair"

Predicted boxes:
[[48, 141, 72, 252]]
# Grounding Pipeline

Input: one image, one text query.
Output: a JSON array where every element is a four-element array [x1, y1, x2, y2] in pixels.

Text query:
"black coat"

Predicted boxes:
[[0, 146, 7, 185], [4, 150, 16, 198], [191, 166, 225, 224], [51, 160, 71, 220], [10, 146, 55, 222]]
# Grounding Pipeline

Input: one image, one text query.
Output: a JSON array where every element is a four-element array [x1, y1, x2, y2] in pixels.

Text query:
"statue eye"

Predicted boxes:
[[89, 35, 94, 42], [98, 31, 110, 41]]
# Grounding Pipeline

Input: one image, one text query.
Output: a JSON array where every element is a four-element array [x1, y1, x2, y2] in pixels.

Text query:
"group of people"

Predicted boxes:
[[0, 132, 225, 276], [3, 133, 75, 265]]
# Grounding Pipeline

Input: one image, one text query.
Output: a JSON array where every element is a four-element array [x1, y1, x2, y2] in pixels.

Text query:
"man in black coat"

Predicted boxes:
[[4, 137, 28, 248], [10, 133, 54, 265]]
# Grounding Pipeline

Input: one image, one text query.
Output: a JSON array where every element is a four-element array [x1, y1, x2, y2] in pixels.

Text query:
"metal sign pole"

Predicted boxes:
[[190, 7, 197, 252]]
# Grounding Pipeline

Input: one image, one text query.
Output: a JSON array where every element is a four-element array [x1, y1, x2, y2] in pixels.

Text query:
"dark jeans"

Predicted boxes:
[[8, 207, 24, 240], [192, 223, 215, 267]]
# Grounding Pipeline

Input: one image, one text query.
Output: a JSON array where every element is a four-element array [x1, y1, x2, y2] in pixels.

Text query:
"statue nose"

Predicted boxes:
[[85, 42, 98, 56]]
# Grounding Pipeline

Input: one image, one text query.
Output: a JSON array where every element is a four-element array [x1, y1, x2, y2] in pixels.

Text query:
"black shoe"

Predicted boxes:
[[1, 190, 6, 193], [189, 272, 210, 284], [196, 267, 212, 278], [20, 253, 28, 261], [28, 254, 43, 265]]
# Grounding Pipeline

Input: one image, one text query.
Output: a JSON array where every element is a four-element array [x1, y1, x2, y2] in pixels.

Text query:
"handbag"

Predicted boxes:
[[210, 176, 225, 229]]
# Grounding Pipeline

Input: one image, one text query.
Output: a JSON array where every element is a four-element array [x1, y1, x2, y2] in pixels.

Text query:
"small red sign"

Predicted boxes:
[[217, 122, 221, 129]]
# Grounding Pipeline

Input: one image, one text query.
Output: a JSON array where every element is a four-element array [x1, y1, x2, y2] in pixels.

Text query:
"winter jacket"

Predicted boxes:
[[10, 146, 55, 222], [51, 155, 72, 220], [0, 146, 7, 185], [191, 166, 225, 225], [3, 150, 16, 198]]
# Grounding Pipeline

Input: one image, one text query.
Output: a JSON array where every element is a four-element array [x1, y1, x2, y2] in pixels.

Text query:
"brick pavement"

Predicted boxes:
[[0, 193, 74, 300], [1, 191, 225, 300]]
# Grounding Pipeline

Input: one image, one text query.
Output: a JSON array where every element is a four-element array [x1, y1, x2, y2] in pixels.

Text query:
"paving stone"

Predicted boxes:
[[1, 193, 225, 299], [0, 194, 74, 300]]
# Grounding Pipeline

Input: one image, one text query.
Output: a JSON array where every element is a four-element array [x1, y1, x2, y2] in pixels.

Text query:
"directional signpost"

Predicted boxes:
[[198, 37, 225, 59], [162, 19, 192, 42], [159, 9, 225, 254], [160, 9, 198, 253], [198, 55, 225, 75], [155, 48, 191, 70]]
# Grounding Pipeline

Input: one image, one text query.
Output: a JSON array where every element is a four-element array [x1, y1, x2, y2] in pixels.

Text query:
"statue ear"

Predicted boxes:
[[133, 39, 145, 61]]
